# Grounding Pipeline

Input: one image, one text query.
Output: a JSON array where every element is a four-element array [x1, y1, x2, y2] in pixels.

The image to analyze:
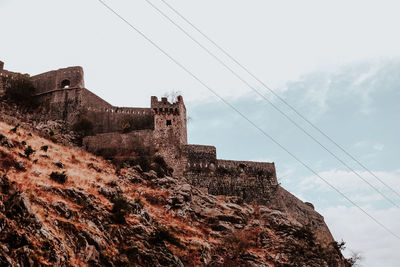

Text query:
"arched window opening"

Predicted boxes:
[[61, 79, 71, 88]]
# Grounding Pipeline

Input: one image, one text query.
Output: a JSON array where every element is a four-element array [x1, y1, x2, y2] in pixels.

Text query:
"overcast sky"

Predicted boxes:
[[1, 0, 400, 265]]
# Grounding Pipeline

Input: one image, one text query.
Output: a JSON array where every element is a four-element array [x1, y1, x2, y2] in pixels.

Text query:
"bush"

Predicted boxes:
[[149, 226, 181, 247], [121, 121, 131, 133], [222, 230, 251, 257], [3, 74, 37, 106], [54, 162, 64, 168], [24, 146, 35, 159], [111, 195, 132, 224], [72, 118, 93, 136], [0, 150, 25, 172], [293, 225, 315, 245], [49, 171, 68, 184], [331, 240, 346, 253], [9, 124, 20, 133], [40, 145, 48, 152], [152, 155, 173, 177]]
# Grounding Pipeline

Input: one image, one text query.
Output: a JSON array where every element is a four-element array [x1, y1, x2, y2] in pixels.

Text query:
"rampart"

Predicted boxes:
[[184, 157, 278, 204]]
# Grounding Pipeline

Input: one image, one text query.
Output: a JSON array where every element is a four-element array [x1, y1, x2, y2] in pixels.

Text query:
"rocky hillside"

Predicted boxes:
[[0, 120, 351, 266]]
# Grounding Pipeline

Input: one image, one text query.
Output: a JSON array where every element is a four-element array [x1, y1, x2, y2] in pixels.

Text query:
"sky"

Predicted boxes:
[[1, 0, 400, 265]]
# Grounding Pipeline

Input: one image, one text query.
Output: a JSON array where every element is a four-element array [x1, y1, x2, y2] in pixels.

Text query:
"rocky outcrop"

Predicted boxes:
[[0, 114, 351, 266]]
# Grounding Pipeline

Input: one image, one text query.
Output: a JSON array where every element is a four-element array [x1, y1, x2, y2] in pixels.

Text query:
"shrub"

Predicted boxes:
[[143, 193, 166, 206], [111, 195, 132, 224], [54, 162, 64, 168], [49, 171, 68, 184], [222, 230, 251, 257], [121, 121, 131, 133], [40, 145, 48, 152], [0, 150, 25, 172], [149, 226, 181, 247], [152, 155, 173, 177], [293, 225, 314, 243], [24, 146, 35, 159], [72, 118, 93, 136], [3, 74, 37, 106], [70, 154, 80, 164], [331, 240, 346, 253], [9, 124, 20, 133]]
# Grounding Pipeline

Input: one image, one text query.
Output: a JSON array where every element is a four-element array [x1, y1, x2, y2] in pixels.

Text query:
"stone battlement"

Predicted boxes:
[[1, 60, 278, 204]]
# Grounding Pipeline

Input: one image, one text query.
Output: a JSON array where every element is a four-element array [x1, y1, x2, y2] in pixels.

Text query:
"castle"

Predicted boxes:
[[0, 61, 278, 203]]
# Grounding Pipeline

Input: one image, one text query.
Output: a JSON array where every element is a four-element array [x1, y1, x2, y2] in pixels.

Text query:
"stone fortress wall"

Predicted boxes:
[[0, 60, 279, 204]]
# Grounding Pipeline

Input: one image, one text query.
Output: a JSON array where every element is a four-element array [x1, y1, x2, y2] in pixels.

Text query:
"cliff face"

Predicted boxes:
[[0, 119, 351, 266]]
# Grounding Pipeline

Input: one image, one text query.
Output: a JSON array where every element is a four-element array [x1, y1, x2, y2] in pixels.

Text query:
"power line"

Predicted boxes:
[[96, 0, 400, 240], [142, 0, 399, 208], [157, 0, 400, 202]]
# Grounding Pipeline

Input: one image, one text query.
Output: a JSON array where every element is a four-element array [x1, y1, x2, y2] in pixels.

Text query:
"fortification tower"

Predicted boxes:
[[151, 95, 187, 145], [151, 95, 187, 177]]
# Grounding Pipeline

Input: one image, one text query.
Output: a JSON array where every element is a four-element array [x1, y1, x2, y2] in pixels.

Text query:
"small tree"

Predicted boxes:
[[72, 117, 93, 137], [163, 90, 181, 103], [4, 74, 36, 106]]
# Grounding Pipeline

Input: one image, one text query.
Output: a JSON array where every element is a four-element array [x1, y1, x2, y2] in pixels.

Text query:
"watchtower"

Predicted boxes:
[[151, 95, 187, 145]]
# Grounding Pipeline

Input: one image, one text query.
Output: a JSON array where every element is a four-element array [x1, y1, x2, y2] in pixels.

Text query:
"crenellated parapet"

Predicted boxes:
[[151, 96, 185, 115], [151, 95, 187, 145]]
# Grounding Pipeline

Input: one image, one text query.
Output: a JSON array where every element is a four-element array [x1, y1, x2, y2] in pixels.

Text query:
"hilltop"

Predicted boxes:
[[0, 120, 352, 266]]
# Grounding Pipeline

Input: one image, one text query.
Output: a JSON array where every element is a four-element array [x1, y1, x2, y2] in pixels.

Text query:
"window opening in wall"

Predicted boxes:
[[166, 120, 172, 126], [61, 79, 71, 88]]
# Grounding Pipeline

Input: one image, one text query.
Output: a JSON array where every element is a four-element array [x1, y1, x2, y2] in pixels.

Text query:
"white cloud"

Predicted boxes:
[[298, 169, 400, 202], [293, 169, 400, 266], [373, 144, 384, 151], [323, 205, 400, 267]]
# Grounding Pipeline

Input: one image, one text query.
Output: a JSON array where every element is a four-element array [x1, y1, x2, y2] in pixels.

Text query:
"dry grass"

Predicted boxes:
[[0, 121, 118, 195], [0, 121, 254, 266]]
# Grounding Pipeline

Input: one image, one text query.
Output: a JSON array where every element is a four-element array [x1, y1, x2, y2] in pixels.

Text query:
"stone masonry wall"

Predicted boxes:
[[83, 130, 154, 158], [82, 107, 154, 134], [34, 88, 83, 123], [183, 155, 278, 204], [31, 66, 85, 95]]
